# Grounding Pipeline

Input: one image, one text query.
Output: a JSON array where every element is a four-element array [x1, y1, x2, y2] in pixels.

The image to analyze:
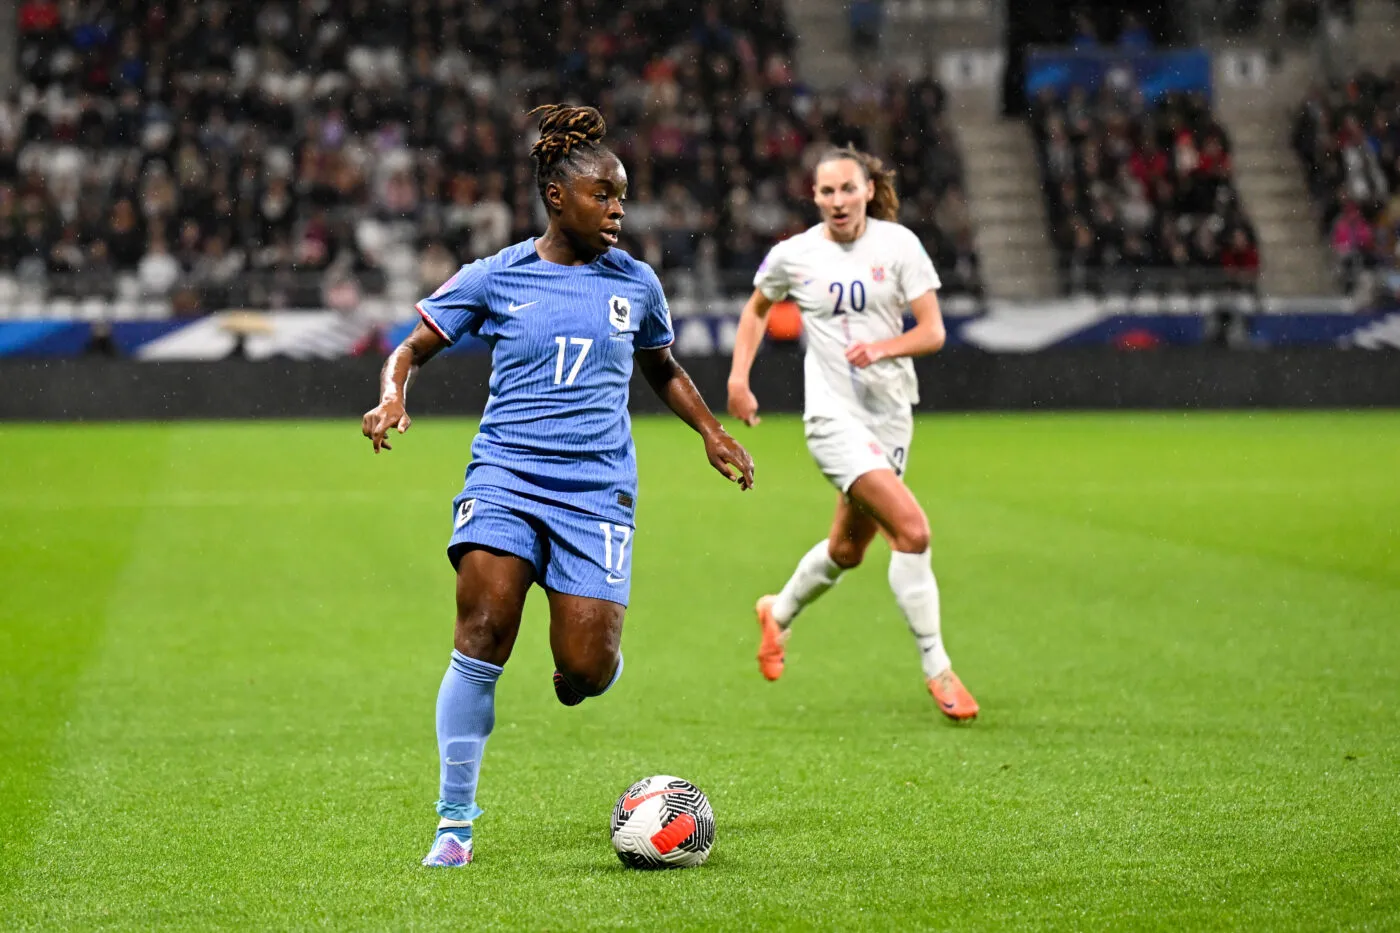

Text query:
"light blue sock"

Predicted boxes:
[[601, 652, 624, 694], [434, 649, 502, 822], [567, 652, 625, 698]]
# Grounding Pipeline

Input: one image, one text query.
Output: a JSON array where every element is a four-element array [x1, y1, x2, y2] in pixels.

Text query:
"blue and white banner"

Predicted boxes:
[[2, 307, 1399, 359], [1026, 47, 1212, 102]]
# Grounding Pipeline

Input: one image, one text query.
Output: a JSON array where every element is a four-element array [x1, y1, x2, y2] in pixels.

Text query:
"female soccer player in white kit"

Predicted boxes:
[[727, 145, 978, 720]]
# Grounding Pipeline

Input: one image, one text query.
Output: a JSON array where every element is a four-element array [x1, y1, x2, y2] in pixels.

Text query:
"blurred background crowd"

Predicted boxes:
[[1, 0, 1391, 322], [1032, 86, 1259, 296], [0, 0, 979, 319], [1294, 66, 1400, 294], [1024, 11, 1261, 297]]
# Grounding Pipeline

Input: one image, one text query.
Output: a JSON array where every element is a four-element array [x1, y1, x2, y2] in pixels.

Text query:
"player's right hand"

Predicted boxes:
[[362, 399, 411, 453], [726, 380, 761, 427]]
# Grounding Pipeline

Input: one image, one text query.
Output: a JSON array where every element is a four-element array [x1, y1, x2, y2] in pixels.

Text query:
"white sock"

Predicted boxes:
[[772, 540, 844, 627], [888, 549, 952, 679], [437, 817, 472, 829]]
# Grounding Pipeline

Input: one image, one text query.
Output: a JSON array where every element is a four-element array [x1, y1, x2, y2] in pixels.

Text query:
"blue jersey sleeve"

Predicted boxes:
[[416, 262, 488, 345], [636, 268, 675, 350]]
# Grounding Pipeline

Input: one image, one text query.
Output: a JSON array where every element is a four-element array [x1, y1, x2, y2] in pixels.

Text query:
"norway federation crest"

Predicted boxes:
[[608, 295, 631, 331], [431, 267, 465, 299]]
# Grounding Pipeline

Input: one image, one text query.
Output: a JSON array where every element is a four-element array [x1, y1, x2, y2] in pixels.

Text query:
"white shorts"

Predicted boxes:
[[804, 411, 913, 494]]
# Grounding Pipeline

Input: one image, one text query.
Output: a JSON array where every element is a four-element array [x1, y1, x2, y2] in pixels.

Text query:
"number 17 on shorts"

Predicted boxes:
[[598, 523, 631, 586]]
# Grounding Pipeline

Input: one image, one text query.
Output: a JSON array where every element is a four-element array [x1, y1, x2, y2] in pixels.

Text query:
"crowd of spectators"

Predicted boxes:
[[0, 0, 978, 318], [1031, 81, 1260, 296], [1294, 67, 1400, 295]]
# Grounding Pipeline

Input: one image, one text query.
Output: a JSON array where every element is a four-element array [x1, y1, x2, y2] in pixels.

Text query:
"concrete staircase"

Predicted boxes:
[[884, 0, 1059, 300], [784, 0, 860, 90], [879, 0, 993, 72], [0, 0, 15, 95], [1213, 51, 1340, 296], [783, 0, 1058, 299], [953, 115, 1060, 299], [1353, 0, 1400, 73]]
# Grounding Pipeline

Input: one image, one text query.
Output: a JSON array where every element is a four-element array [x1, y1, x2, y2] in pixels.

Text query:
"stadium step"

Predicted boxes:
[[1249, 201, 1323, 226], [1214, 47, 1342, 298], [1257, 224, 1325, 246], [1354, 0, 1400, 71], [959, 122, 1060, 299], [786, 0, 862, 90], [973, 199, 1047, 224], [868, 0, 1059, 301]]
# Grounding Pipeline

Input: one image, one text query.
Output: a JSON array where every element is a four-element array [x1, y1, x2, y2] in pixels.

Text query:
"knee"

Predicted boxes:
[[827, 536, 866, 570], [889, 514, 931, 554], [557, 652, 619, 697], [453, 605, 515, 665]]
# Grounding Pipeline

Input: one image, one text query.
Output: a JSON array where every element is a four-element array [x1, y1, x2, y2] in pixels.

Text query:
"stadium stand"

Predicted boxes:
[[0, 0, 978, 323], [1293, 67, 1400, 295], [1029, 83, 1260, 298]]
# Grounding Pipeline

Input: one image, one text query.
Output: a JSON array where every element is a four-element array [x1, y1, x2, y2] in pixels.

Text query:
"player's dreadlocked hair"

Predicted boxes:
[[529, 104, 611, 208], [815, 145, 900, 222]]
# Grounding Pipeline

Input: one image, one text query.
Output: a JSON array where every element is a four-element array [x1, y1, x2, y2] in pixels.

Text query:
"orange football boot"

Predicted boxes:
[[927, 669, 978, 721], [754, 595, 789, 682]]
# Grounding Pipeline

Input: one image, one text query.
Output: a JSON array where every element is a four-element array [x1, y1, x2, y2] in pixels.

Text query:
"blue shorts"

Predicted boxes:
[[446, 486, 634, 606]]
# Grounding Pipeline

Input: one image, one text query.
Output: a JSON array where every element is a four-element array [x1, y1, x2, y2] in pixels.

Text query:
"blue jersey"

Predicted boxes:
[[417, 239, 675, 525]]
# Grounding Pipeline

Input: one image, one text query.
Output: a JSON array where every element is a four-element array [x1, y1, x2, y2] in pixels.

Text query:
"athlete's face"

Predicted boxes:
[[551, 154, 628, 254], [813, 158, 873, 242]]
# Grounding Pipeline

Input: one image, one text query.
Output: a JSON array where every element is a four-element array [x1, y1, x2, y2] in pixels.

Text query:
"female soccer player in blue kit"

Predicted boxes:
[[361, 105, 754, 867]]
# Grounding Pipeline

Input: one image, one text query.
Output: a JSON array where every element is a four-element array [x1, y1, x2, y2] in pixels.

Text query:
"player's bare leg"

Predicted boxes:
[[452, 547, 533, 664], [425, 547, 534, 866], [548, 592, 625, 706], [758, 494, 878, 680], [827, 493, 882, 568], [847, 469, 978, 721]]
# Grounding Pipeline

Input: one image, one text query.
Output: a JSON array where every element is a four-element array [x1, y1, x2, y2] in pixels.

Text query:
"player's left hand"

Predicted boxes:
[[703, 426, 755, 491], [845, 341, 886, 368], [361, 398, 411, 453]]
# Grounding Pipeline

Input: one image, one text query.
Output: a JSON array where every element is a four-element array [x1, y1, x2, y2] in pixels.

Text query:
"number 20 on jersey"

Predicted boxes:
[[829, 280, 866, 315]]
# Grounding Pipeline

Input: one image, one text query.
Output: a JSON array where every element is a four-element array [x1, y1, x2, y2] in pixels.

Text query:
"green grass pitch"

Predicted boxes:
[[2, 411, 1398, 931]]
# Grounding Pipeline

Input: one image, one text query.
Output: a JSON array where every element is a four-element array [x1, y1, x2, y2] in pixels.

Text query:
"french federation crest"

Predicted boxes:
[[871, 265, 886, 282], [609, 295, 631, 331]]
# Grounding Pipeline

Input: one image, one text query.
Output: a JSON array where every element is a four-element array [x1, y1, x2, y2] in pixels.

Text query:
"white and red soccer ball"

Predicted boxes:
[[610, 775, 715, 869]]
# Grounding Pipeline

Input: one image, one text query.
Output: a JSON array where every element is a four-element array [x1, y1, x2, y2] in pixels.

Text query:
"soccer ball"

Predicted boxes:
[[610, 775, 715, 869]]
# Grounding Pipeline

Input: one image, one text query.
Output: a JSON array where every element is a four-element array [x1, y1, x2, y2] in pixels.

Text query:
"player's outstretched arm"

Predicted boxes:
[[361, 321, 447, 453], [726, 289, 774, 426], [845, 289, 946, 369], [636, 346, 755, 491]]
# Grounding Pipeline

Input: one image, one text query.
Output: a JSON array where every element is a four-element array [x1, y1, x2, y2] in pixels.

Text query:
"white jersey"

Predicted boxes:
[[753, 218, 940, 422]]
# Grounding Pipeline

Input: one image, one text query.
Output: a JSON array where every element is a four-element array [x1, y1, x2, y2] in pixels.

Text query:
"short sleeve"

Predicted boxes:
[[416, 262, 488, 345], [896, 231, 941, 301], [752, 241, 790, 301], [636, 268, 675, 350]]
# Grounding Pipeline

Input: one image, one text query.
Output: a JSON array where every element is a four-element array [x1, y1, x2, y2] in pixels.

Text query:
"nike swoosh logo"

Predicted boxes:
[[620, 788, 685, 811], [606, 573, 626, 585], [445, 758, 475, 766], [940, 701, 956, 711], [507, 301, 538, 312]]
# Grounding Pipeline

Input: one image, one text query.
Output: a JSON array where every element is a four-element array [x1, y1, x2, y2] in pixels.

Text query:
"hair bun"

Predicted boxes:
[[529, 104, 607, 167]]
